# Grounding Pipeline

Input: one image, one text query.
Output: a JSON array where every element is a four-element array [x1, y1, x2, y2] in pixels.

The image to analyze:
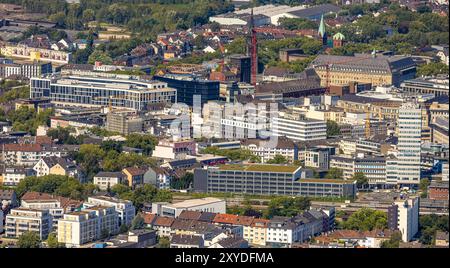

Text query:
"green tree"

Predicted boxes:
[[264, 197, 311, 219], [326, 168, 343, 180], [326, 120, 341, 138], [380, 231, 402, 248], [130, 214, 145, 230], [157, 236, 170, 248], [353, 172, 368, 190], [124, 133, 159, 155], [46, 233, 65, 248], [419, 179, 430, 198], [417, 62, 449, 77], [342, 208, 387, 231], [17, 232, 41, 248], [119, 224, 129, 234], [266, 155, 288, 164], [100, 229, 110, 240], [88, 50, 113, 65]]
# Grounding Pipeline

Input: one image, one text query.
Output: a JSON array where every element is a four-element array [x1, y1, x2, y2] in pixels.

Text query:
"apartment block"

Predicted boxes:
[[57, 206, 119, 248], [93, 171, 126, 191], [152, 197, 226, 218], [5, 208, 52, 240], [387, 197, 419, 242], [85, 196, 136, 227]]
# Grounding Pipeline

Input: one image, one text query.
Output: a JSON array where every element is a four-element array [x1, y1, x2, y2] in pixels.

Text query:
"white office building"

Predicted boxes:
[[85, 196, 135, 227], [272, 114, 327, 142], [152, 197, 226, 218], [396, 102, 422, 186], [442, 162, 449, 182]]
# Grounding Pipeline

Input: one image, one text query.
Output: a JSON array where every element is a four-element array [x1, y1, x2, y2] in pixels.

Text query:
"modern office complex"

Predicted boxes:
[[400, 77, 449, 97], [194, 165, 356, 198], [106, 110, 144, 135], [30, 75, 177, 111], [154, 74, 220, 106], [272, 114, 327, 142], [396, 102, 422, 186]]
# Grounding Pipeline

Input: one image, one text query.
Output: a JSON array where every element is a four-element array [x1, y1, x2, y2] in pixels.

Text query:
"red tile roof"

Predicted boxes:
[[234, 216, 254, 226], [142, 213, 157, 225], [3, 143, 42, 152], [213, 213, 239, 225], [153, 216, 175, 227], [21, 191, 83, 210], [123, 167, 146, 176]]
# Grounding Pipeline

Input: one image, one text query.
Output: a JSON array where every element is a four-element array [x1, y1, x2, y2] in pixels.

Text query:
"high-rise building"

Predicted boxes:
[[396, 102, 422, 186], [387, 197, 419, 242]]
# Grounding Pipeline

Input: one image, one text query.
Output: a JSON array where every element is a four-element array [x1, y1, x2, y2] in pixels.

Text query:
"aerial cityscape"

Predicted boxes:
[[0, 0, 448, 251]]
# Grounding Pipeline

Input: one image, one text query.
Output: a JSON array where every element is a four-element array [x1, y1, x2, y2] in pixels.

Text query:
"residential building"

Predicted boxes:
[[194, 165, 356, 198], [339, 138, 381, 156], [396, 102, 422, 186], [272, 114, 327, 142], [5, 208, 52, 240], [152, 198, 226, 218], [170, 234, 204, 248], [0, 60, 52, 79], [93, 172, 126, 191], [152, 139, 197, 160], [247, 219, 269, 246], [30, 75, 177, 111], [302, 147, 330, 170], [143, 167, 172, 189], [122, 167, 146, 188], [1, 43, 71, 64], [33, 156, 83, 181], [1, 166, 35, 186], [1, 143, 69, 166], [428, 181, 449, 201], [57, 206, 119, 248], [106, 110, 144, 135], [209, 236, 249, 248], [241, 137, 298, 163], [154, 74, 220, 106], [0, 189, 19, 208], [435, 231, 449, 247], [311, 54, 416, 87], [387, 197, 419, 242], [152, 216, 175, 237], [20, 192, 83, 227], [85, 196, 136, 227]]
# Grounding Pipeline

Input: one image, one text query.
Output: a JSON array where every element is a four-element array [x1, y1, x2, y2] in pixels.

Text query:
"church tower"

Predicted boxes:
[[318, 14, 327, 46]]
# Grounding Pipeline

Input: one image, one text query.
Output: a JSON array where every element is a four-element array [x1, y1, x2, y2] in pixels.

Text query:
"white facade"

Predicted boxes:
[[272, 116, 327, 142], [57, 206, 119, 248], [21, 200, 65, 228], [5, 208, 53, 240], [93, 173, 123, 191], [152, 198, 226, 218], [85, 196, 135, 227], [396, 198, 419, 242], [396, 102, 422, 185], [1, 167, 35, 186], [241, 143, 297, 163]]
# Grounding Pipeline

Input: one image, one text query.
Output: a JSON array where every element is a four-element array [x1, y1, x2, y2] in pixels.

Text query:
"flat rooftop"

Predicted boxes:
[[217, 164, 301, 173], [169, 197, 224, 208]]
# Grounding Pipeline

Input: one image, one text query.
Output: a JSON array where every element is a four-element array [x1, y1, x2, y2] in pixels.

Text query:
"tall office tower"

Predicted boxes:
[[229, 54, 252, 84], [396, 102, 422, 186]]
